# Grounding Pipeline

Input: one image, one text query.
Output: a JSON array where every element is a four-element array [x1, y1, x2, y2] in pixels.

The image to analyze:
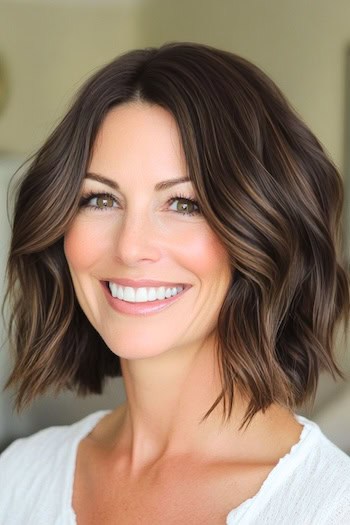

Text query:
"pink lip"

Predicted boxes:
[[101, 282, 190, 316], [105, 278, 188, 288]]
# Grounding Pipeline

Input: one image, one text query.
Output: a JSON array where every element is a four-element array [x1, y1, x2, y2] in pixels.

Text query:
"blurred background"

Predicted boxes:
[[0, 0, 350, 453]]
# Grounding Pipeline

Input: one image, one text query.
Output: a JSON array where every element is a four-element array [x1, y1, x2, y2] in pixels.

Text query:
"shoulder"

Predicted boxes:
[[275, 416, 350, 523], [0, 424, 69, 480], [228, 416, 350, 524], [0, 411, 104, 472], [298, 416, 350, 479], [0, 410, 110, 524]]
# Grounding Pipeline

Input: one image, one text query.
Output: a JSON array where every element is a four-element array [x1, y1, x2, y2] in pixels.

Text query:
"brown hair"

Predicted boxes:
[[4, 42, 350, 427]]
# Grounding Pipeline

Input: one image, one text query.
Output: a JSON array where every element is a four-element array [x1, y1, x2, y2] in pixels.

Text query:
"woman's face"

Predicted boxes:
[[64, 103, 232, 360]]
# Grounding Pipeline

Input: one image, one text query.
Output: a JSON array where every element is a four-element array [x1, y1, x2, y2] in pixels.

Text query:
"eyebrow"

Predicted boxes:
[[85, 172, 191, 191]]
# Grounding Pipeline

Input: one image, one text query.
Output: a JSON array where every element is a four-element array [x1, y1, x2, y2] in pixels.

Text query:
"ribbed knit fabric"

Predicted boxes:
[[0, 410, 349, 524]]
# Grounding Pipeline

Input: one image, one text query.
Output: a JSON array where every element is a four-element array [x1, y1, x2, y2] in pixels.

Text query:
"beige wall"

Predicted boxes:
[[0, 0, 350, 171], [138, 0, 350, 172], [0, 2, 141, 155]]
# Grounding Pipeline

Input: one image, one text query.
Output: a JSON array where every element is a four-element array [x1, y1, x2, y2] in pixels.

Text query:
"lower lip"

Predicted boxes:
[[101, 283, 191, 316]]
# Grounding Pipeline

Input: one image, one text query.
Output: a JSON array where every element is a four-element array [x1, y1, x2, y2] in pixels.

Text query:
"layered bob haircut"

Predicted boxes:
[[4, 42, 350, 427]]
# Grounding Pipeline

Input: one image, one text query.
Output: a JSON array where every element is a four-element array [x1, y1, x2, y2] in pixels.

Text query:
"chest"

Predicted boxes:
[[73, 485, 232, 525], [72, 445, 274, 525]]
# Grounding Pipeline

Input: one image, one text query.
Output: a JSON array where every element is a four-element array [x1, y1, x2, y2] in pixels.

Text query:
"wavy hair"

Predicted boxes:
[[4, 42, 350, 427]]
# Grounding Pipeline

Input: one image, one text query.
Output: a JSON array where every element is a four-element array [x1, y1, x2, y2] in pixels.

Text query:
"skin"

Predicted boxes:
[[64, 103, 303, 523]]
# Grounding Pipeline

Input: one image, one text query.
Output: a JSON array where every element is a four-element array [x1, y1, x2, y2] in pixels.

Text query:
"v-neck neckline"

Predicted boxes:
[[63, 411, 315, 524]]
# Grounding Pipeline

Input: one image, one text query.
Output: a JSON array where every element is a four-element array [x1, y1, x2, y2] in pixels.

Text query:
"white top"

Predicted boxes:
[[0, 410, 349, 524]]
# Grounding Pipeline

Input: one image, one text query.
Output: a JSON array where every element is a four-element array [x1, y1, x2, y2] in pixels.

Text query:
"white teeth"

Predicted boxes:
[[108, 283, 185, 303], [135, 288, 145, 302], [147, 288, 157, 301], [156, 287, 166, 300], [123, 287, 135, 302], [109, 282, 118, 298]]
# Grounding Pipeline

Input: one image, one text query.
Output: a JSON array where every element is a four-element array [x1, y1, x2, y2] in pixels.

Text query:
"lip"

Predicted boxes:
[[101, 281, 191, 316], [105, 278, 189, 288]]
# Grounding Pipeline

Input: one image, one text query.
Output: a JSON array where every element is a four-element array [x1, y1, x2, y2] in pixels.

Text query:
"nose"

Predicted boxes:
[[112, 210, 162, 266]]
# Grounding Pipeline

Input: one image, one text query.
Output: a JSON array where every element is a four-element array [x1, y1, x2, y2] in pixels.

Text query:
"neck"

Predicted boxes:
[[119, 335, 225, 461], [101, 336, 301, 474]]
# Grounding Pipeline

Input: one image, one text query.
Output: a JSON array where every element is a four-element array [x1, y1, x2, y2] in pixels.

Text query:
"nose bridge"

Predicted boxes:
[[114, 204, 161, 263]]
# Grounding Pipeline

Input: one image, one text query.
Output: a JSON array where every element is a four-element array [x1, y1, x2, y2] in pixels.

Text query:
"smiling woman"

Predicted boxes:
[[64, 103, 230, 344], [0, 42, 350, 524]]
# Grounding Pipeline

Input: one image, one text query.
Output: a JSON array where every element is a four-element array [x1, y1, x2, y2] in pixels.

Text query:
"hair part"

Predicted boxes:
[[4, 42, 350, 429]]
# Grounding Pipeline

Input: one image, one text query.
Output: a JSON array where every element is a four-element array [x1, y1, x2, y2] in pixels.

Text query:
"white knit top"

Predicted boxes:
[[0, 410, 349, 524]]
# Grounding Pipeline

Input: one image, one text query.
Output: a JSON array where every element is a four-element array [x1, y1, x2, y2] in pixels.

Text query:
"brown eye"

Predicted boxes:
[[80, 193, 118, 210], [168, 197, 200, 216], [95, 195, 115, 209]]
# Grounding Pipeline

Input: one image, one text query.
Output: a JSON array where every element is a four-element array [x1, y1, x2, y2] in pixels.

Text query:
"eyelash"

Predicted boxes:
[[79, 191, 201, 216]]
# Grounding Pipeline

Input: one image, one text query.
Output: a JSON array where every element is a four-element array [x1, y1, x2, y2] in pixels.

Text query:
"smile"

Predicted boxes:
[[108, 283, 184, 303]]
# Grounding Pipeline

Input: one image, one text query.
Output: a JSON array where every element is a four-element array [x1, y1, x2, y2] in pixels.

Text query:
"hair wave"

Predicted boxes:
[[4, 42, 350, 427]]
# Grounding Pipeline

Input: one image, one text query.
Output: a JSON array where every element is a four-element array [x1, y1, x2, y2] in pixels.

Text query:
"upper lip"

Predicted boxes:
[[105, 278, 190, 288]]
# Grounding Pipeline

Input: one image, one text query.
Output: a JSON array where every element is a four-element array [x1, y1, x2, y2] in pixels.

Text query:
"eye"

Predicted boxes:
[[79, 192, 118, 210], [167, 195, 200, 216]]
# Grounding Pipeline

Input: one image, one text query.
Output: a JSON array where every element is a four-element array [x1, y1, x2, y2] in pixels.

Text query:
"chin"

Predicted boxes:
[[101, 334, 177, 362]]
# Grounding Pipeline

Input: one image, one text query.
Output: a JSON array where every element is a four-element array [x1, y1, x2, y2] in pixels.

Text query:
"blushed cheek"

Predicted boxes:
[[63, 221, 109, 272], [175, 226, 230, 280]]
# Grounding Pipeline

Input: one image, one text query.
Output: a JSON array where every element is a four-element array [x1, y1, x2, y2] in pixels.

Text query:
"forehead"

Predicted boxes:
[[89, 103, 187, 181]]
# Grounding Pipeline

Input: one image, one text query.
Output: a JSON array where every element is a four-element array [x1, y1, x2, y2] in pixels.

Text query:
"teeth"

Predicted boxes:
[[123, 287, 135, 302], [156, 287, 166, 300], [108, 283, 185, 303], [109, 282, 119, 298]]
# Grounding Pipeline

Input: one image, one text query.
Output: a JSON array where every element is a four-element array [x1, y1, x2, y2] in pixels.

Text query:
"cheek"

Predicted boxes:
[[177, 225, 230, 278], [64, 219, 110, 271], [64, 214, 230, 284]]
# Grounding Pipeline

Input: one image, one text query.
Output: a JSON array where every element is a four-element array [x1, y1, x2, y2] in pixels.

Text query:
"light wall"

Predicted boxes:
[[139, 0, 350, 172], [0, 0, 349, 170], [0, 2, 141, 155]]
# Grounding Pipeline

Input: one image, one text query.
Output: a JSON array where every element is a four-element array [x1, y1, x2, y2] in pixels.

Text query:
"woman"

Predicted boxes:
[[0, 42, 349, 524]]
